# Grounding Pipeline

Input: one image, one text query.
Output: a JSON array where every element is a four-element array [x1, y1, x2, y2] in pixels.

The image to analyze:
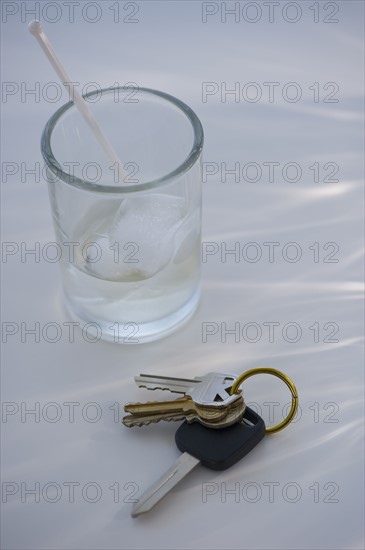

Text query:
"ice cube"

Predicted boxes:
[[78, 194, 186, 282]]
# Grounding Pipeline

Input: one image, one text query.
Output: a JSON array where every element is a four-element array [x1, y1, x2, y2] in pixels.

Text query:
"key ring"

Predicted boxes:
[[230, 368, 298, 434]]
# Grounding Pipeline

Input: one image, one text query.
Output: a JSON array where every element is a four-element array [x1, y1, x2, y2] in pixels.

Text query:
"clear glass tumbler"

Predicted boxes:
[[42, 87, 203, 343]]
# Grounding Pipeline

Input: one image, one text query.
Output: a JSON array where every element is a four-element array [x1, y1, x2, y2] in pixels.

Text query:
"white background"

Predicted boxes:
[[1, 1, 364, 549]]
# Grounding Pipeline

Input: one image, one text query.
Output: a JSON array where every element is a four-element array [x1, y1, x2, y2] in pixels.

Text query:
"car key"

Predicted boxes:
[[131, 406, 265, 517]]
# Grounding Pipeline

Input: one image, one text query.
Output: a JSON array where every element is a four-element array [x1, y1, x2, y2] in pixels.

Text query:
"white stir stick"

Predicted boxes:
[[28, 20, 126, 181]]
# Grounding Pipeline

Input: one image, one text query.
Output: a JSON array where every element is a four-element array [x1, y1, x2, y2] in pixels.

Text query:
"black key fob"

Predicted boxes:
[[175, 406, 266, 471]]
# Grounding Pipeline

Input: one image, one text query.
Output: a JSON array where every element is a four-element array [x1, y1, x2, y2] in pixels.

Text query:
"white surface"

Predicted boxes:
[[1, 1, 364, 549]]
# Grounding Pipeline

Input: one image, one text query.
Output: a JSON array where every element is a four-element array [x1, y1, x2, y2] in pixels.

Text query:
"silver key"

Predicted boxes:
[[132, 453, 200, 517], [135, 372, 240, 407], [131, 407, 265, 517], [134, 373, 203, 394]]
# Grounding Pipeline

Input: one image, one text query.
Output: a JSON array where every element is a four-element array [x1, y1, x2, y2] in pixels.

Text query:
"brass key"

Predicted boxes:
[[123, 394, 245, 428]]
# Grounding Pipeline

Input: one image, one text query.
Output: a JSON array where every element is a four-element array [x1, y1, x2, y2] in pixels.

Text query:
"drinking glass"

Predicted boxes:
[[42, 86, 203, 343]]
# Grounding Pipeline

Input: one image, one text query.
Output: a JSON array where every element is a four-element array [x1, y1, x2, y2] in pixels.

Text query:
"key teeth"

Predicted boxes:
[[122, 417, 149, 427], [136, 385, 175, 392], [122, 415, 186, 428]]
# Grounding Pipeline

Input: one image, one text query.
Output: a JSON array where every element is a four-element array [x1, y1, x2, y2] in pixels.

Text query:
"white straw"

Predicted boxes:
[[28, 20, 126, 181]]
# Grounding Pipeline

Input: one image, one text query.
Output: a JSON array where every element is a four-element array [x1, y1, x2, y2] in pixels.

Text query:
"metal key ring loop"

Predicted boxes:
[[230, 368, 298, 434]]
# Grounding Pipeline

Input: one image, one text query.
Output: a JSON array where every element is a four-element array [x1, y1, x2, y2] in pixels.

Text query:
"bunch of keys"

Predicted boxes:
[[123, 371, 245, 428], [122, 367, 298, 517]]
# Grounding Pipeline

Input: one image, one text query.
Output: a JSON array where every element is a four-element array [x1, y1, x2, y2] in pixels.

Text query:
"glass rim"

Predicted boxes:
[[41, 86, 204, 194]]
